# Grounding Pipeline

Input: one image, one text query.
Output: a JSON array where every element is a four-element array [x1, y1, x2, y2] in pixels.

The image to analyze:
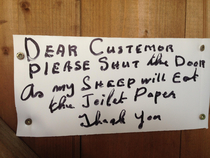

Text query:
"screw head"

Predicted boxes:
[[199, 114, 206, 120], [200, 45, 205, 51], [25, 118, 32, 125], [16, 52, 25, 60]]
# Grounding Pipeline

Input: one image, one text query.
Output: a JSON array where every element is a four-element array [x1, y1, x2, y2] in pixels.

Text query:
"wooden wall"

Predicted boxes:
[[0, 0, 209, 157]]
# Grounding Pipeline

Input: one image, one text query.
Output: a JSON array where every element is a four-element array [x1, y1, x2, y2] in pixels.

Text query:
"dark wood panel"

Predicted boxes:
[[81, 132, 180, 158]]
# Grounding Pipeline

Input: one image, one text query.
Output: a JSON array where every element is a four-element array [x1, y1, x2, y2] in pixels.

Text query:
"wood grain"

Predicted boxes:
[[80, 0, 185, 157], [0, 0, 17, 132], [81, 0, 185, 38], [0, 0, 80, 158], [181, 0, 210, 158], [0, 118, 39, 158], [207, 0, 210, 37], [81, 132, 180, 158], [185, 0, 204, 38]]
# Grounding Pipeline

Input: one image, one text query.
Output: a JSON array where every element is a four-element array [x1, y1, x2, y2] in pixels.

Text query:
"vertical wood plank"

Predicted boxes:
[[185, 0, 205, 38], [181, 0, 210, 158], [0, 0, 18, 132], [81, 0, 185, 38], [205, 0, 210, 37], [80, 0, 185, 157], [0, 0, 81, 158]]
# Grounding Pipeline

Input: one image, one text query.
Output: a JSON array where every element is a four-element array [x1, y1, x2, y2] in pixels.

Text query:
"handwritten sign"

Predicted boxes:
[[13, 35, 210, 137]]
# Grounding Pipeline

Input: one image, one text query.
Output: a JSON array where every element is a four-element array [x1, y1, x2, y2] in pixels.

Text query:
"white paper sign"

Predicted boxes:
[[13, 35, 210, 137]]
